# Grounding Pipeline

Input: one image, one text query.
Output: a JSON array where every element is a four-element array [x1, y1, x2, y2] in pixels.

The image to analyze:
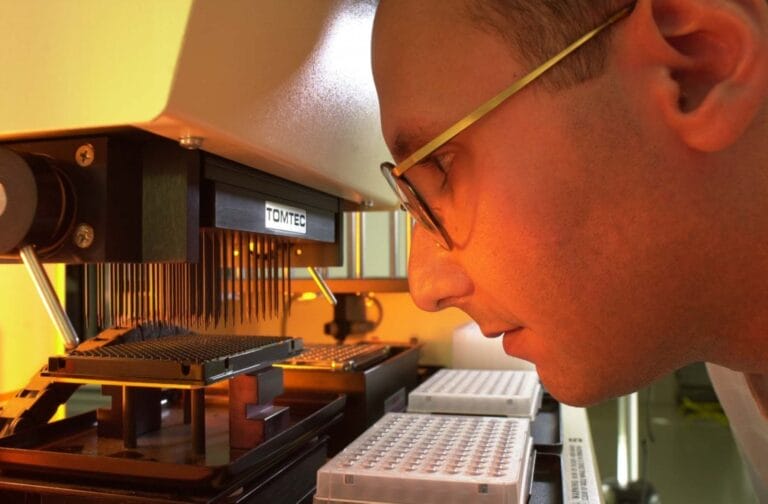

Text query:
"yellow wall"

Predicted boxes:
[[0, 264, 65, 397]]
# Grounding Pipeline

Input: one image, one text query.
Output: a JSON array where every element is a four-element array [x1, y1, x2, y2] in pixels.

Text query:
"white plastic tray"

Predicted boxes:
[[407, 369, 543, 418], [314, 412, 533, 504]]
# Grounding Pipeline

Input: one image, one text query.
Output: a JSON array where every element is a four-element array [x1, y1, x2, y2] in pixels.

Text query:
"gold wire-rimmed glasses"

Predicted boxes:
[[380, 4, 634, 250]]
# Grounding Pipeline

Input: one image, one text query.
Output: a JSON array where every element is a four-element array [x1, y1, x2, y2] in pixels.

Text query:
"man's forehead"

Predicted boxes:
[[372, 0, 470, 83], [373, 0, 522, 157]]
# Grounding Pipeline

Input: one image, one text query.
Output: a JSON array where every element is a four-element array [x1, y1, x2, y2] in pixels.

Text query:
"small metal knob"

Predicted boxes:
[[74, 223, 95, 249], [75, 144, 95, 167]]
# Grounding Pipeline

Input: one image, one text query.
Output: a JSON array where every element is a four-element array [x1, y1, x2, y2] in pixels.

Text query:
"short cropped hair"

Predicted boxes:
[[466, 0, 627, 89]]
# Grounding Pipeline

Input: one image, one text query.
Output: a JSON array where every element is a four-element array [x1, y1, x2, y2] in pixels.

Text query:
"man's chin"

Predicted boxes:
[[540, 374, 626, 407]]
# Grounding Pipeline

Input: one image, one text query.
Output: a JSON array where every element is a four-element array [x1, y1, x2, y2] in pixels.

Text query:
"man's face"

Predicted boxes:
[[373, 0, 724, 405]]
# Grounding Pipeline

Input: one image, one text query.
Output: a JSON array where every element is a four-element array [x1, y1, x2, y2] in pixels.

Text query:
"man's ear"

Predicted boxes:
[[620, 0, 768, 152]]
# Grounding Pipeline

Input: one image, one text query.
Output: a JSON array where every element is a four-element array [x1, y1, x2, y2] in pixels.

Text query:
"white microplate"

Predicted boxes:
[[407, 369, 543, 418], [314, 412, 533, 504]]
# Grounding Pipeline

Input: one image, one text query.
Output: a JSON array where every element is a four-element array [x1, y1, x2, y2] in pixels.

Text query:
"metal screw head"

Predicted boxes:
[[179, 136, 204, 150], [73, 223, 95, 249], [0, 182, 6, 217], [75, 144, 95, 167]]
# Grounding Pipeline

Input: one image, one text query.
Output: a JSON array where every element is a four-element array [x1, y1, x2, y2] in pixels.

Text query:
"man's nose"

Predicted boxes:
[[407, 224, 473, 312]]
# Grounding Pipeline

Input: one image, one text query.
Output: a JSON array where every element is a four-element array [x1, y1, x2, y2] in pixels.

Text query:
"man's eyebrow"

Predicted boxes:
[[392, 130, 433, 162]]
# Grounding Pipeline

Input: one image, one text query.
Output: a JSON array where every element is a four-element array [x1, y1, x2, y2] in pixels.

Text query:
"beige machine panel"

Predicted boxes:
[[0, 0, 396, 207]]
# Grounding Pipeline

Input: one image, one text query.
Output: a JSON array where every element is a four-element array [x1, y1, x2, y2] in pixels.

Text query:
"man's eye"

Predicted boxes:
[[424, 152, 455, 185], [405, 151, 455, 202]]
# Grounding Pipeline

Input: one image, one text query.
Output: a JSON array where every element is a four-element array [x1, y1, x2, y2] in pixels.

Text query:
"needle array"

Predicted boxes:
[[89, 229, 292, 330]]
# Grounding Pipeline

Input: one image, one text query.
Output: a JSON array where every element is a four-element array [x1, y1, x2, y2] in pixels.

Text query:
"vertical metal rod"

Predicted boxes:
[[133, 263, 137, 325], [250, 235, 257, 323], [191, 261, 197, 329], [118, 265, 123, 326], [116, 264, 121, 327], [114, 264, 119, 326], [136, 264, 142, 324], [147, 264, 152, 324], [191, 387, 205, 455], [175, 263, 179, 326], [146, 264, 152, 324], [286, 244, 292, 317], [104, 264, 109, 327], [153, 263, 159, 325], [202, 231, 209, 329], [131, 263, 144, 324], [83, 265, 90, 330], [111, 264, 117, 327], [173, 263, 179, 326], [355, 211, 364, 278], [239, 232, 245, 325], [213, 231, 220, 327], [123, 264, 128, 326], [228, 231, 235, 326], [344, 213, 356, 278], [96, 265, 103, 329], [123, 264, 129, 327], [144, 264, 150, 324], [616, 394, 630, 487], [170, 262, 176, 326], [196, 245, 201, 328], [127, 264, 132, 325], [161, 263, 165, 326], [272, 238, 278, 317], [245, 234, 252, 324], [219, 231, 225, 326], [113, 265, 118, 326], [176, 263, 181, 328], [95, 265, 101, 328], [110, 264, 116, 327], [629, 391, 640, 482], [139, 264, 144, 323], [259, 235, 266, 321], [168, 262, 173, 325], [184, 262, 190, 329], [268, 237, 277, 318], [168, 263, 174, 326], [134, 263, 140, 325], [282, 242, 288, 317], [225, 231, 232, 326], [122, 386, 137, 449], [265, 236, 271, 318], [389, 211, 398, 277], [265, 236, 270, 319], [180, 263, 185, 327], [19, 245, 79, 351], [188, 260, 194, 328]]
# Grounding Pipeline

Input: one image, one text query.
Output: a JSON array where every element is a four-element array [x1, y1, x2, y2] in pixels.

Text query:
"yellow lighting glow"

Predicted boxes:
[[0, 264, 66, 406]]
